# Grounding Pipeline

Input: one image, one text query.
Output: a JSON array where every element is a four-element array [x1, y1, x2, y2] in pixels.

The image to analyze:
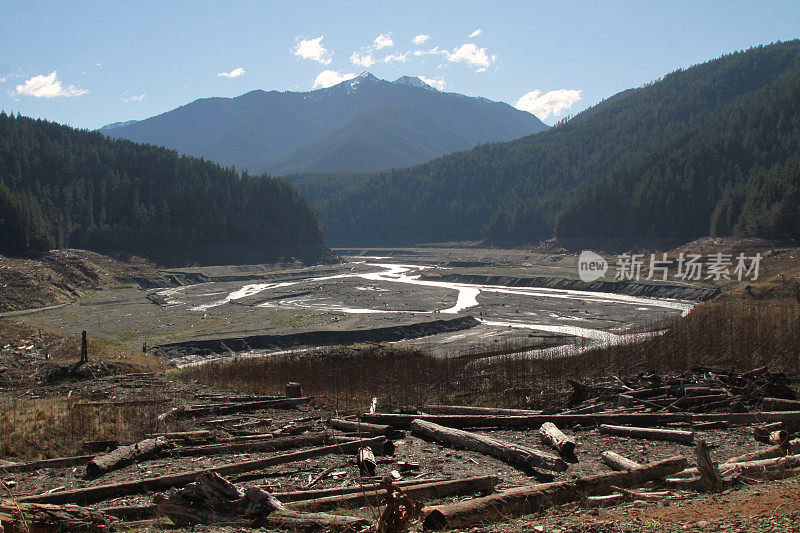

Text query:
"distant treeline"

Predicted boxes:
[[288, 40, 800, 245], [0, 113, 325, 260]]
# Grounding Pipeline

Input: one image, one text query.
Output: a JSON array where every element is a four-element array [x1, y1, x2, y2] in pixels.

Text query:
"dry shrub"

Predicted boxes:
[[0, 396, 166, 460], [179, 300, 799, 413]]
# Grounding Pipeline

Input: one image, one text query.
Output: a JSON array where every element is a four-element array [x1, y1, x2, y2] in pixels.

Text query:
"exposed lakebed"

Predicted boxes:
[[13, 248, 712, 366]]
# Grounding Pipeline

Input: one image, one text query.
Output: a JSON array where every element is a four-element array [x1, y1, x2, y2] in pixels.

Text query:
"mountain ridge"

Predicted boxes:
[[100, 73, 547, 174]]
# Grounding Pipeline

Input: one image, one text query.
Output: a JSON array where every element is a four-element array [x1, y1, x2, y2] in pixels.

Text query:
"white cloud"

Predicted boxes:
[[476, 68, 487, 73], [418, 75, 446, 90], [313, 70, 356, 89], [373, 33, 394, 49], [413, 46, 446, 58], [412, 34, 430, 45], [96, 62, 102, 68], [382, 52, 408, 63], [15, 71, 87, 98], [515, 89, 582, 119], [469, 28, 482, 38], [293, 36, 332, 64], [218, 67, 246, 78], [447, 43, 491, 68], [0, 76, 6, 83], [122, 92, 146, 103], [350, 51, 375, 68]]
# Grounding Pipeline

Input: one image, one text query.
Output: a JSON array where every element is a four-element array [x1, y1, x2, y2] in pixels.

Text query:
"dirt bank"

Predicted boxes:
[[420, 273, 719, 301], [151, 315, 480, 366]]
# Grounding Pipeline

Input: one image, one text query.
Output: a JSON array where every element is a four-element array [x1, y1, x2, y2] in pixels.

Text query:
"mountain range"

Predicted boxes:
[[287, 41, 800, 246], [100, 73, 548, 175]]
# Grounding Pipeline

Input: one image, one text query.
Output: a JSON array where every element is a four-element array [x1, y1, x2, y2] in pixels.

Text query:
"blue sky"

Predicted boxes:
[[2, 0, 798, 129]]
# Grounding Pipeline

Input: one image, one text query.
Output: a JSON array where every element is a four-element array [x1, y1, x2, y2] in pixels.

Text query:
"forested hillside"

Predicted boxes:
[[288, 41, 800, 246], [0, 113, 326, 264]]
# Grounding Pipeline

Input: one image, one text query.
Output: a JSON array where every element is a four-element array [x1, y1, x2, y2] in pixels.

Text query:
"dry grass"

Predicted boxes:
[[178, 300, 800, 413], [0, 396, 167, 460], [0, 318, 166, 372]]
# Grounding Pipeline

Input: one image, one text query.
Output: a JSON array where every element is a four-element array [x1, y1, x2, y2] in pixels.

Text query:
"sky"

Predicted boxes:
[[1, 1, 798, 130]]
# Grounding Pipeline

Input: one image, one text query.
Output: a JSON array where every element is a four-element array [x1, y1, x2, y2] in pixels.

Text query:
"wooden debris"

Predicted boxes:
[[598, 424, 695, 444], [328, 418, 399, 438], [362, 410, 800, 429], [539, 422, 576, 455], [600, 451, 642, 471], [376, 477, 424, 533], [357, 446, 376, 476], [0, 454, 95, 474], [20, 436, 385, 505], [285, 382, 303, 398], [421, 456, 687, 530], [410, 418, 567, 472], [287, 475, 499, 512], [155, 472, 373, 531], [694, 440, 724, 492], [0, 499, 117, 532], [85, 437, 173, 479], [762, 397, 800, 411], [166, 397, 311, 419], [171, 433, 329, 457], [422, 404, 541, 416]]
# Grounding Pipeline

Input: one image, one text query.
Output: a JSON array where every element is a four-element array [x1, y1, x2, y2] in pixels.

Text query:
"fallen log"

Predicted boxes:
[[20, 436, 386, 506], [145, 430, 214, 442], [421, 456, 687, 530], [167, 397, 311, 419], [669, 445, 789, 479], [362, 411, 800, 429], [288, 475, 499, 512], [539, 422, 576, 455], [171, 433, 329, 457], [666, 454, 800, 489], [410, 419, 567, 472], [101, 477, 454, 521], [264, 510, 372, 532], [421, 405, 541, 416], [598, 424, 695, 444], [86, 437, 172, 479], [600, 451, 641, 471], [762, 397, 800, 411], [328, 418, 397, 438], [0, 499, 117, 532], [357, 447, 376, 476], [0, 454, 95, 474], [753, 426, 789, 446], [155, 472, 373, 531]]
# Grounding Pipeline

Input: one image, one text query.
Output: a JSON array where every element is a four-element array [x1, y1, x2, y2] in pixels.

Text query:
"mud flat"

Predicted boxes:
[[9, 247, 707, 364]]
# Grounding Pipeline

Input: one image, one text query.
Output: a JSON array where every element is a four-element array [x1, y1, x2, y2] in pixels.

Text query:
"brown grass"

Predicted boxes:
[[178, 300, 800, 413], [0, 397, 168, 460], [0, 318, 166, 373]]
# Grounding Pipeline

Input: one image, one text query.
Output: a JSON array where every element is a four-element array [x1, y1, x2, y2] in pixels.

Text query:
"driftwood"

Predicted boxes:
[[762, 397, 800, 411], [0, 454, 95, 474], [0, 499, 117, 532], [288, 475, 499, 512], [410, 419, 567, 472], [598, 424, 695, 444], [422, 405, 541, 416], [155, 472, 373, 531], [539, 422, 576, 455], [167, 397, 311, 419], [357, 447, 376, 476], [145, 430, 214, 442], [328, 418, 399, 438], [86, 437, 172, 479], [753, 426, 789, 446], [171, 433, 329, 457], [421, 456, 687, 530], [665, 454, 800, 490], [600, 451, 641, 471], [20, 436, 385, 505], [694, 441, 724, 492], [362, 411, 800, 429]]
